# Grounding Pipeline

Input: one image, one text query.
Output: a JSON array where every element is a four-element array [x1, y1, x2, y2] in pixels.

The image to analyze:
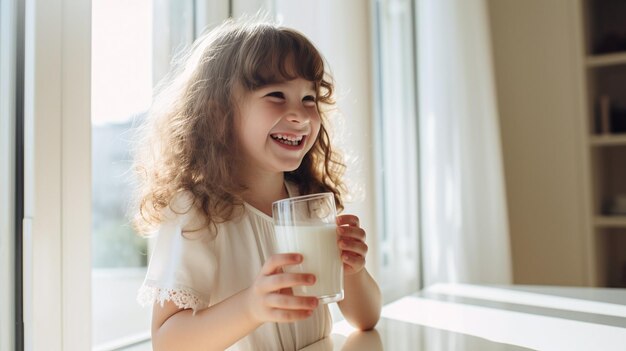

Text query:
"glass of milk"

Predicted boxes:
[[272, 192, 344, 304]]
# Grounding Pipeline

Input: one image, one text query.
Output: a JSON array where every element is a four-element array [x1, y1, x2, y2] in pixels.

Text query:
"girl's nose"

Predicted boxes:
[[286, 106, 310, 124]]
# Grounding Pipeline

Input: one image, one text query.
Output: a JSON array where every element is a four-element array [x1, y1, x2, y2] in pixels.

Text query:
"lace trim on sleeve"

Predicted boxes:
[[137, 284, 209, 312]]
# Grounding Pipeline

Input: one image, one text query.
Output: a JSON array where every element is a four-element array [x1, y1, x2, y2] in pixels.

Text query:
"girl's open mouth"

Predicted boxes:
[[270, 134, 305, 147]]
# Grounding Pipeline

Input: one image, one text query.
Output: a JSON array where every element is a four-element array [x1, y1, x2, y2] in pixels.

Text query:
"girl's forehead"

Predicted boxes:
[[258, 78, 316, 90], [257, 59, 316, 82]]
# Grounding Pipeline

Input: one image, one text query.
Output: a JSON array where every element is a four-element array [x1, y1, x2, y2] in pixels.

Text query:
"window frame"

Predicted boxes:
[[1, 0, 18, 349], [23, 0, 91, 350]]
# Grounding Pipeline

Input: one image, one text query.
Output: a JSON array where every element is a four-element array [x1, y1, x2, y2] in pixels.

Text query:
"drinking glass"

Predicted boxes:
[[272, 193, 344, 304]]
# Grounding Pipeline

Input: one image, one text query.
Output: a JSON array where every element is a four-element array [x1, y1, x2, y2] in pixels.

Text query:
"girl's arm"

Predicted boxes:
[[335, 215, 382, 330], [338, 268, 381, 330], [151, 254, 319, 351]]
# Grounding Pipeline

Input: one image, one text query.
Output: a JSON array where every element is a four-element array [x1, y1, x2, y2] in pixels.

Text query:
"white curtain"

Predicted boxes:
[[418, 0, 512, 286]]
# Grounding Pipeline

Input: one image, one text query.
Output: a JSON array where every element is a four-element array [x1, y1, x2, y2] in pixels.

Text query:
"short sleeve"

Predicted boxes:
[[136, 192, 216, 313]]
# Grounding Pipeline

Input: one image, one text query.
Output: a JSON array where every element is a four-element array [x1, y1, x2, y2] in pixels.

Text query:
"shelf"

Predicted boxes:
[[586, 52, 626, 68], [589, 135, 626, 147], [594, 216, 626, 228]]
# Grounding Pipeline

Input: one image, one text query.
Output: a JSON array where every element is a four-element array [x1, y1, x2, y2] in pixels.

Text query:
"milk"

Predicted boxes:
[[274, 224, 343, 303]]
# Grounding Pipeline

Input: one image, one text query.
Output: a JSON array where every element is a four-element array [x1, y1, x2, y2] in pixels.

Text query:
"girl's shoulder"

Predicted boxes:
[[167, 190, 249, 236], [164, 190, 207, 232]]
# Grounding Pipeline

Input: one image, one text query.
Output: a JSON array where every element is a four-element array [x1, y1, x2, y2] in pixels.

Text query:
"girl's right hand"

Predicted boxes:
[[246, 253, 319, 323]]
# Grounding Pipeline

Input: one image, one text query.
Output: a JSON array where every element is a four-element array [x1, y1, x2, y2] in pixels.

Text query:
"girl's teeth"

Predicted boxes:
[[272, 134, 303, 145]]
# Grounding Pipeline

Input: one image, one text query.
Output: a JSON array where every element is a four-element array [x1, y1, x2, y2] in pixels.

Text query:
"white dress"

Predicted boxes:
[[137, 183, 332, 350]]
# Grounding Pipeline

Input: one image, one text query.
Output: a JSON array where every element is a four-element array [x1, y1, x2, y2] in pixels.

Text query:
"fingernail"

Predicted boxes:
[[308, 275, 316, 283]]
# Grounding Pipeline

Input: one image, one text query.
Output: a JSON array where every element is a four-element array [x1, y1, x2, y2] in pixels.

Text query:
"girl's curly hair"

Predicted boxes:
[[132, 18, 346, 235]]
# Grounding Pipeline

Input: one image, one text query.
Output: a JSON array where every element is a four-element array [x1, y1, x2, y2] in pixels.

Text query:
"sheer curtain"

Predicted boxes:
[[417, 0, 512, 286]]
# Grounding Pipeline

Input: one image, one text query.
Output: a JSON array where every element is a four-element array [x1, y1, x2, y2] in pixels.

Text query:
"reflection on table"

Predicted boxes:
[[301, 284, 626, 351], [302, 318, 529, 351]]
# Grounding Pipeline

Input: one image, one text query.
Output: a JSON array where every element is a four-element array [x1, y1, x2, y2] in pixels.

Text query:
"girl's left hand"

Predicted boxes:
[[336, 215, 368, 276]]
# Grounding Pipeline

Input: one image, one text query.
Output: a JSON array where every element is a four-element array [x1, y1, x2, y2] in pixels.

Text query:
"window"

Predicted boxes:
[[91, 0, 195, 349], [372, 0, 420, 301]]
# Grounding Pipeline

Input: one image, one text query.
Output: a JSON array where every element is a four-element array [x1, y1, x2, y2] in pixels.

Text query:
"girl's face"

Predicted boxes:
[[234, 77, 321, 175]]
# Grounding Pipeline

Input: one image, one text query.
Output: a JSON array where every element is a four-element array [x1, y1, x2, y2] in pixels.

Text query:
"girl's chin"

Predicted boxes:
[[271, 158, 305, 173], [281, 161, 304, 172]]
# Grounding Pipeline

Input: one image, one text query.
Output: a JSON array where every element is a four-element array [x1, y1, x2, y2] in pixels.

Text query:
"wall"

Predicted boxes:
[[487, 0, 591, 285]]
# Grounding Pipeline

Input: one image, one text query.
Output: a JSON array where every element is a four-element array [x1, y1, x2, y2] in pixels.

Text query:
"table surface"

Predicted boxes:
[[301, 284, 626, 351]]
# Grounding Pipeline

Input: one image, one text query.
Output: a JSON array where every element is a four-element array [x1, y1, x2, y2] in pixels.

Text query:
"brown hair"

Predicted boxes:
[[133, 18, 346, 235]]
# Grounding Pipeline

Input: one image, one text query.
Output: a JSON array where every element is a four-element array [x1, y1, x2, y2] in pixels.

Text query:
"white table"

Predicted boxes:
[[301, 284, 626, 351]]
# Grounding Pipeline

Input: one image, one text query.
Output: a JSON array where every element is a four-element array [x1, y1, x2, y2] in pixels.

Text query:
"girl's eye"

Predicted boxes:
[[265, 91, 285, 99], [303, 95, 317, 106]]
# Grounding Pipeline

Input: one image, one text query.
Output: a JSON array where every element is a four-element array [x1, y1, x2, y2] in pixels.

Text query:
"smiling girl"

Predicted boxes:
[[134, 18, 381, 351]]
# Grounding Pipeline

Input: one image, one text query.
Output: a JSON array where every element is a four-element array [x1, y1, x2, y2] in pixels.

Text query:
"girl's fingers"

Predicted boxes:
[[339, 238, 368, 257], [342, 251, 364, 261], [337, 226, 366, 241], [277, 287, 294, 296], [265, 293, 319, 310], [337, 214, 360, 227], [261, 253, 303, 275], [342, 252, 365, 273], [259, 272, 316, 293]]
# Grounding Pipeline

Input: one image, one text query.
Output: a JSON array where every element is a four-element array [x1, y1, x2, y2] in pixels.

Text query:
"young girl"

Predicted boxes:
[[134, 18, 381, 351]]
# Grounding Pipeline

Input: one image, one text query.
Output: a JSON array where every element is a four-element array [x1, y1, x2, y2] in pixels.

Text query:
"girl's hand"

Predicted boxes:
[[336, 215, 368, 276], [246, 253, 319, 324]]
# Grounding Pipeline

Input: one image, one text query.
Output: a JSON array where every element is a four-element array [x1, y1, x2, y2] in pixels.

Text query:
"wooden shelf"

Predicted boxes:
[[586, 52, 626, 68], [589, 135, 626, 147], [594, 216, 626, 228]]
